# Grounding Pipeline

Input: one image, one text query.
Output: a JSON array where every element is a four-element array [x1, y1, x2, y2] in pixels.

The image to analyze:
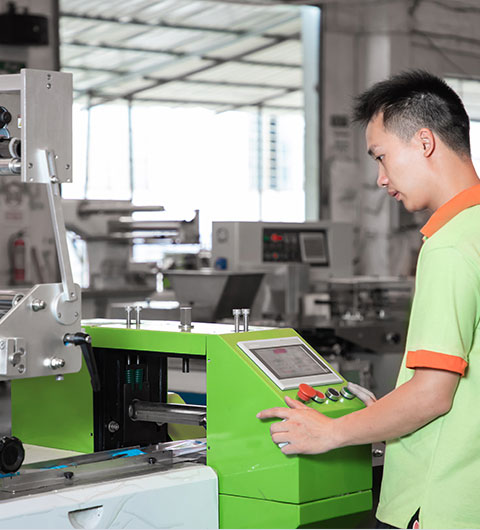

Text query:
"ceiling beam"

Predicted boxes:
[[79, 36, 300, 106], [64, 64, 299, 91], [60, 11, 300, 41], [62, 41, 301, 69], [76, 94, 302, 113], [69, 12, 301, 96]]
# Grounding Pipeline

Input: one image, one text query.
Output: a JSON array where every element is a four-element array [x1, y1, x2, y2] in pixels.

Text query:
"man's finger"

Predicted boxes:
[[285, 396, 310, 409], [272, 432, 290, 445], [270, 420, 290, 434], [281, 443, 300, 455], [257, 407, 291, 420]]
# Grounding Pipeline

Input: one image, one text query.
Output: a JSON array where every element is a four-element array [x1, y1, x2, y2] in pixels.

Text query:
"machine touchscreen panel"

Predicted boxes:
[[237, 336, 342, 390], [299, 231, 329, 265], [249, 344, 329, 379]]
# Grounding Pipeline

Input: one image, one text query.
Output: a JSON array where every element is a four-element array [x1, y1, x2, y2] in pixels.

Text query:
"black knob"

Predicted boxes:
[[0, 436, 25, 473], [0, 107, 12, 130], [326, 387, 340, 401]]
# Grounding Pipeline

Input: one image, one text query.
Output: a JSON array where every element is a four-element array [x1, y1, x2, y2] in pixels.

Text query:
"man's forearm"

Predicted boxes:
[[332, 368, 459, 448]]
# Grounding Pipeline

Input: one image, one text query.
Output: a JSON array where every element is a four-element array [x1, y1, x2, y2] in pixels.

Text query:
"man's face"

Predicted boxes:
[[366, 113, 430, 212]]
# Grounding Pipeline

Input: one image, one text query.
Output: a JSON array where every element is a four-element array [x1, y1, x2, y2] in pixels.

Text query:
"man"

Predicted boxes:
[[257, 70, 480, 529]]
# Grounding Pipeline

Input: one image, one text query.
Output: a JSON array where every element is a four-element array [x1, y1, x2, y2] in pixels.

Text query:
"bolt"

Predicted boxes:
[[233, 309, 242, 332], [64, 471, 74, 480], [125, 306, 133, 328], [135, 305, 142, 329], [148, 457, 157, 465], [31, 299, 46, 312], [108, 421, 120, 433], [66, 164, 70, 170], [50, 357, 65, 370], [28, 163, 33, 169], [46, 83, 51, 89], [0, 341, 4, 349], [57, 312, 62, 318]]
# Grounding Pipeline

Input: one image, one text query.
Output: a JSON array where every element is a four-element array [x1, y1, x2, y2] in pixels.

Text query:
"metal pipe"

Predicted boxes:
[[0, 158, 21, 175], [129, 400, 206, 427]]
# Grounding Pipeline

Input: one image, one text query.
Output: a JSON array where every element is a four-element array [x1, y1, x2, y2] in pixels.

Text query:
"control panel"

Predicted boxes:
[[211, 221, 354, 280], [237, 336, 342, 390], [262, 228, 329, 265]]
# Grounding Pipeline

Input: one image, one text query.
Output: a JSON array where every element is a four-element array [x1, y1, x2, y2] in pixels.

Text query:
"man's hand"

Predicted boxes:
[[257, 368, 460, 455], [257, 396, 338, 455]]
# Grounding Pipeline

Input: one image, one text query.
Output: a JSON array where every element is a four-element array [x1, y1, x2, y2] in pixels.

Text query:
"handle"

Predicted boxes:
[[64, 332, 101, 392]]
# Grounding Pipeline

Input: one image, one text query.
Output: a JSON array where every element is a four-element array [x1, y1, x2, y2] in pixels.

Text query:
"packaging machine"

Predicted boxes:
[[0, 69, 372, 529], [11, 318, 372, 529]]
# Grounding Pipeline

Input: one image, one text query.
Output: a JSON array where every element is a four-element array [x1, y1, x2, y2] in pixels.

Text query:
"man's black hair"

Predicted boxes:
[[352, 70, 471, 157]]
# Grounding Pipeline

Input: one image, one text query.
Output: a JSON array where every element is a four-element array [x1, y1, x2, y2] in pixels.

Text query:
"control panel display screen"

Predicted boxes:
[[237, 336, 342, 390], [249, 344, 330, 380], [299, 231, 329, 265]]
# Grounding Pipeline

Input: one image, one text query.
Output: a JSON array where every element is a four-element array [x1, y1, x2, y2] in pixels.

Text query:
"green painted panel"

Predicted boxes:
[[207, 329, 371, 504], [83, 325, 207, 355], [219, 490, 372, 529], [11, 359, 94, 453]]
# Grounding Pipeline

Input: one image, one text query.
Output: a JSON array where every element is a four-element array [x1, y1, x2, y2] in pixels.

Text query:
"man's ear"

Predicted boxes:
[[417, 128, 435, 157]]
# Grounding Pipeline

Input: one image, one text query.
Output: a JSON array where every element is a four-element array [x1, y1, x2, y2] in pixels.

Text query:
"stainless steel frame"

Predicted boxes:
[[0, 69, 82, 382]]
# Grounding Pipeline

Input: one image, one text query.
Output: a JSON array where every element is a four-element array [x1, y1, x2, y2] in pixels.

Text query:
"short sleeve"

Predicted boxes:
[[405, 246, 480, 375]]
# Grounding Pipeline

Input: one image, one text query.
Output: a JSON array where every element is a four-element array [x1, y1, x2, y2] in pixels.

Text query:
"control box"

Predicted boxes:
[[212, 221, 354, 281]]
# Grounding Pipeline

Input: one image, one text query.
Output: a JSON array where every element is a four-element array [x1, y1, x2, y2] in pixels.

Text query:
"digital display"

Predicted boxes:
[[300, 232, 329, 265], [249, 344, 331, 380]]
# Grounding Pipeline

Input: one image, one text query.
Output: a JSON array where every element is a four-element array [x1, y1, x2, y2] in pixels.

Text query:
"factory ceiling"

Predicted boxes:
[[59, 0, 305, 113]]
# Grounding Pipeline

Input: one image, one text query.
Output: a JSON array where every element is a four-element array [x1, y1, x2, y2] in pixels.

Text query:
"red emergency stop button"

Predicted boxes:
[[297, 383, 316, 402]]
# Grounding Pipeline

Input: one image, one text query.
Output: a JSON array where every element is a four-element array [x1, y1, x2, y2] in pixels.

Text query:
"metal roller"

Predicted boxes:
[[0, 158, 21, 175], [0, 137, 21, 159], [129, 400, 206, 427], [0, 291, 25, 319]]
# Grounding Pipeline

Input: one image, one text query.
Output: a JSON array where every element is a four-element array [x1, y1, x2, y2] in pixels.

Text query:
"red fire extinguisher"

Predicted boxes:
[[12, 235, 25, 284]]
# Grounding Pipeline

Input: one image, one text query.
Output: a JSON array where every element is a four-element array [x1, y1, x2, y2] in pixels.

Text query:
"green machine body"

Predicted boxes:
[[12, 320, 371, 528]]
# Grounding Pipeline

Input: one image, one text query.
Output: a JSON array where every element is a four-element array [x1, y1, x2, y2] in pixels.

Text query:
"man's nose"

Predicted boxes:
[[376, 166, 388, 189]]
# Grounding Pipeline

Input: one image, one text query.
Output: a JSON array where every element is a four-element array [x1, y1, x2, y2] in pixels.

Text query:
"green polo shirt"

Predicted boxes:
[[377, 183, 480, 529]]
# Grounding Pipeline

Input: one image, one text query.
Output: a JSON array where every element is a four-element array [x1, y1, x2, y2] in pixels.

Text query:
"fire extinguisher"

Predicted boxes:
[[12, 233, 25, 284]]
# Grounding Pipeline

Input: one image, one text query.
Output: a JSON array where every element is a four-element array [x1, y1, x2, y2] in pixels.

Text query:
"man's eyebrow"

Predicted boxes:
[[367, 145, 378, 158]]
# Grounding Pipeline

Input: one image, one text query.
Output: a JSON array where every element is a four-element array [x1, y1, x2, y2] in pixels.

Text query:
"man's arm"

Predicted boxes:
[[256, 367, 460, 455]]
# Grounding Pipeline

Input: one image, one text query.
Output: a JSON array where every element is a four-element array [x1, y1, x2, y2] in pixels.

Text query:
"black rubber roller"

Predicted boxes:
[[0, 436, 25, 473]]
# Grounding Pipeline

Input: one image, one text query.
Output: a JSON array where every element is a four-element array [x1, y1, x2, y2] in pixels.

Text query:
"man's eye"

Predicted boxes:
[[376, 155, 384, 162]]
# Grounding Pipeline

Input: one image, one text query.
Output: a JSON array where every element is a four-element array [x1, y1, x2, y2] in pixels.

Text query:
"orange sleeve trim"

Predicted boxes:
[[406, 350, 467, 376]]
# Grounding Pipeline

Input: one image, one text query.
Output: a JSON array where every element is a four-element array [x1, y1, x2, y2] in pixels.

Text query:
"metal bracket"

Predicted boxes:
[[45, 169, 77, 305], [0, 338, 26, 377]]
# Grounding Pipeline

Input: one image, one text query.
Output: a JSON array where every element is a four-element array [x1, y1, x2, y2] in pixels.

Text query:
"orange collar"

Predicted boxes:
[[421, 182, 480, 238]]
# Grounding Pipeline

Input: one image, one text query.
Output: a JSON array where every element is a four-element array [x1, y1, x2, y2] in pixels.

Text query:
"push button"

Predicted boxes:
[[341, 386, 355, 400], [313, 390, 326, 404], [297, 383, 317, 402], [326, 387, 340, 401]]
